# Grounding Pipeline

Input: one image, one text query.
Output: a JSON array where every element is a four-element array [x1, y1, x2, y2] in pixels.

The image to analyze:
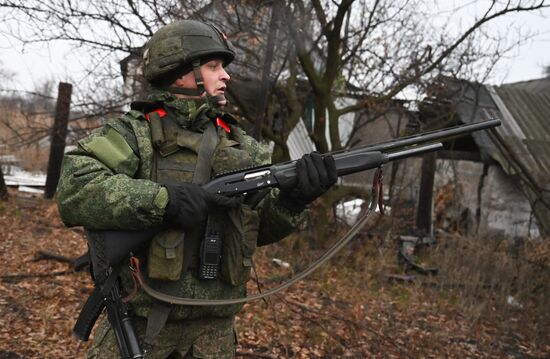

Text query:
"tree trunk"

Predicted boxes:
[[44, 82, 72, 199], [253, 1, 280, 141], [387, 116, 404, 209], [328, 106, 342, 151], [312, 96, 329, 153], [416, 152, 437, 235], [272, 139, 291, 162], [270, 44, 303, 163], [0, 165, 8, 200]]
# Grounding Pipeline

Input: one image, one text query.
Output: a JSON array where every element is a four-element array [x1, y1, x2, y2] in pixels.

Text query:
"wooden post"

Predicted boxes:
[[0, 165, 8, 200], [44, 82, 72, 199], [416, 152, 437, 235]]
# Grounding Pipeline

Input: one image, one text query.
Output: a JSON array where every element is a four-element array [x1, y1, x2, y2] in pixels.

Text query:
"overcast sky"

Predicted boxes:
[[1, 2, 549, 95]]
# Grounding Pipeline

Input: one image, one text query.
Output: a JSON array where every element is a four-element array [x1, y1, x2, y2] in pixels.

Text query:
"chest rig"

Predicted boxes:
[[143, 103, 261, 289], [148, 107, 215, 282], [146, 104, 250, 277], [148, 106, 218, 184], [136, 103, 262, 344]]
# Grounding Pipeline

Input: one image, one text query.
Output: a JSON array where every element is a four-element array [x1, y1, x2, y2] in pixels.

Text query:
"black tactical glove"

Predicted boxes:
[[164, 183, 240, 228], [277, 152, 338, 212]]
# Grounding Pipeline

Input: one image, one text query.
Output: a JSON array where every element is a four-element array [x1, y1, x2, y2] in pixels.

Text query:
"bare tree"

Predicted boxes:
[[194, 2, 295, 158], [0, 1, 209, 117], [284, 0, 549, 152], [0, 83, 55, 147], [1, 0, 547, 158]]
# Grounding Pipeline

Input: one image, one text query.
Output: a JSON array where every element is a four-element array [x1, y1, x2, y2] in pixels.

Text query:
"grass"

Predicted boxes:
[[261, 211, 550, 331]]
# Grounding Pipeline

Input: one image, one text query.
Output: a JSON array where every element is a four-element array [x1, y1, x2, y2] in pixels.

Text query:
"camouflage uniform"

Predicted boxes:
[[56, 90, 303, 358], [88, 316, 235, 359]]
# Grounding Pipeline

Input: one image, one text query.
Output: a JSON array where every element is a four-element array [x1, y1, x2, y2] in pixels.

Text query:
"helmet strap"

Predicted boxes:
[[191, 59, 206, 96], [164, 59, 206, 98], [206, 94, 227, 108]]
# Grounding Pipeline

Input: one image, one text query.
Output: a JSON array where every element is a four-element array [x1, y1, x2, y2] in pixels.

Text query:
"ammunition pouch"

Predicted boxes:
[[219, 204, 260, 287], [147, 229, 185, 281]]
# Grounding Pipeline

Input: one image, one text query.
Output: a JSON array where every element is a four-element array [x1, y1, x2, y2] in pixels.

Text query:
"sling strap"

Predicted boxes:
[[192, 121, 217, 185], [128, 167, 384, 306], [129, 202, 377, 306]]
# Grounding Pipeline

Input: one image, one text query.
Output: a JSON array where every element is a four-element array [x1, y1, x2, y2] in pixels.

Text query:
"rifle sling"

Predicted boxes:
[[369, 167, 385, 214], [129, 205, 376, 306], [192, 121, 217, 185]]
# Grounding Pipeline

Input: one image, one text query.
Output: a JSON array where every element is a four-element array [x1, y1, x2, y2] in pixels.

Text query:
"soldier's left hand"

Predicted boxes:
[[277, 152, 337, 211]]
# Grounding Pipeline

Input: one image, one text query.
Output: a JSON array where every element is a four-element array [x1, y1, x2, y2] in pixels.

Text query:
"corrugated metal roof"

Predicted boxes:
[[501, 77, 550, 94], [443, 76, 550, 234], [493, 84, 550, 181], [487, 80, 550, 234]]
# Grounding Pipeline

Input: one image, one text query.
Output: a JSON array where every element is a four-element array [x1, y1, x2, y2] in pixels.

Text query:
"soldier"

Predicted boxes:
[[56, 19, 337, 358]]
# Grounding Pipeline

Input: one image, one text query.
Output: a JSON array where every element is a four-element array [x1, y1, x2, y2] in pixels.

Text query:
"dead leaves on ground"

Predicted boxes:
[[0, 194, 548, 358]]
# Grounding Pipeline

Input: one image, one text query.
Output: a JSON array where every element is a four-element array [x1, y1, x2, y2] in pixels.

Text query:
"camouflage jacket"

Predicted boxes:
[[56, 90, 302, 319], [56, 90, 301, 232]]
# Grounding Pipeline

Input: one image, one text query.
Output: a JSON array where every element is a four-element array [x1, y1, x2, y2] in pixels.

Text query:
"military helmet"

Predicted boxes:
[[143, 20, 235, 83]]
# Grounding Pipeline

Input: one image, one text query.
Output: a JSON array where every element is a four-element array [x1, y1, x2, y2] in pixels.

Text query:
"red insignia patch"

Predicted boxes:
[[216, 117, 231, 133]]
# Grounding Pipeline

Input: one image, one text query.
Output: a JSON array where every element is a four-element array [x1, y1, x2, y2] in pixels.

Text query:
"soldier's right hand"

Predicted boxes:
[[163, 183, 239, 228]]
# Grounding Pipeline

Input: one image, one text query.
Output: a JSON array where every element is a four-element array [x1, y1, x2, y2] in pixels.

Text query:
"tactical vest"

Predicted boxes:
[[122, 105, 261, 321]]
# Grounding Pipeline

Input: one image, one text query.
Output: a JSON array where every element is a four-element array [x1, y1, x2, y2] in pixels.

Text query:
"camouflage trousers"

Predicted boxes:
[[86, 315, 236, 358]]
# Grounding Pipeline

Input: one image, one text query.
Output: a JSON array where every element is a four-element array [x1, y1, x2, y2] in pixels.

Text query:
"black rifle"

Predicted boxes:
[[73, 119, 500, 352], [105, 283, 143, 358], [73, 232, 145, 358]]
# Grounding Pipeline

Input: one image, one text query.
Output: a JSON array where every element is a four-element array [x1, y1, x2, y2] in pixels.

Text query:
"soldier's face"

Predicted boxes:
[[201, 59, 230, 105], [174, 59, 230, 105]]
